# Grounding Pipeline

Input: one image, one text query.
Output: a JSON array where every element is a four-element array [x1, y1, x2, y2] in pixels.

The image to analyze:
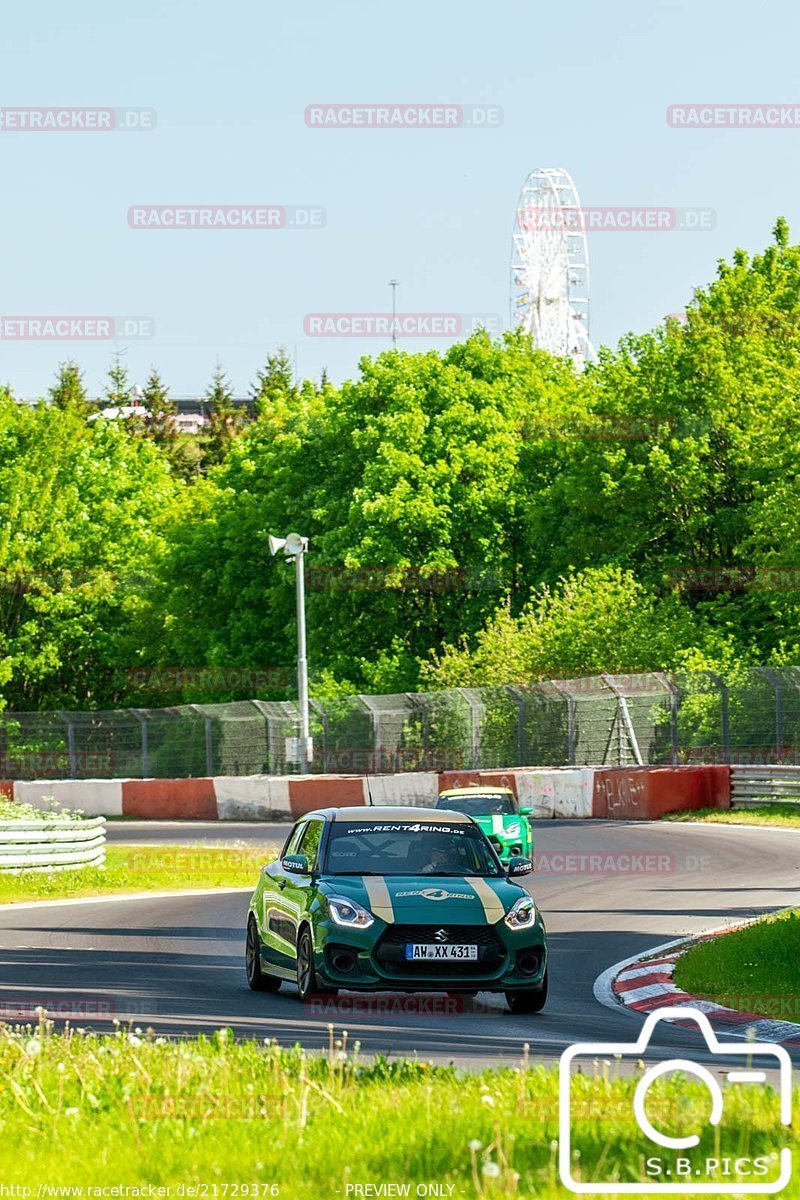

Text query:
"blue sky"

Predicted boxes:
[[0, 0, 797, 399]]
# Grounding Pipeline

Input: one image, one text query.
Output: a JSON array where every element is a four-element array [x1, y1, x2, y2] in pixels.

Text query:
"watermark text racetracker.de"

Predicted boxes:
[[0, 997, 149, 1021], [304, 313, 503, 338], [320, 748, 466, 773], [670, 565, 800, 591], [127, 667, 290, 693], [668, 104, 800, 128], [128, 206, 325, 230], [0, 751, 114, 778], [13, 1188, 280, 1198], [304, 564, 506, 591], [515, 206, 715, 232], [305, 992, 495, 1017], [0, 107, 155, 131], [535, 850, 712, 876], [305, 103, 502, 129], [0, 317, 154, 340]]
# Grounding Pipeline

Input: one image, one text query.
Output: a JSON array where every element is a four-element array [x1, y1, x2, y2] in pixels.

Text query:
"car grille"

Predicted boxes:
[[380, 924, 500, 945], [375, 924, 506, 976]]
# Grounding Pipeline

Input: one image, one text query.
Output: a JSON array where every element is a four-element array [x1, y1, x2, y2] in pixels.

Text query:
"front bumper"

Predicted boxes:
[[312, 916, 547, 993], [484, 830, 534, 863]]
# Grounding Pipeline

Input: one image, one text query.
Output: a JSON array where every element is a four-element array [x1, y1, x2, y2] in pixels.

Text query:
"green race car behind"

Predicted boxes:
[[436, 786, 534, 864], [246, 806, 548, 1013]]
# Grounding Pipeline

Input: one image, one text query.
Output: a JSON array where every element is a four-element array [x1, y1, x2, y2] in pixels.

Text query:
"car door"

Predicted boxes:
[[259, 820, 308, 970], [279, 817, 324, 954], [517, 799, 534, 855], [260, 818, 325, 971]]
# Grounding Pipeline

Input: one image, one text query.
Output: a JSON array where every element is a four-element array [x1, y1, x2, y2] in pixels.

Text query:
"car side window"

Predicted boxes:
[[283, 822, 307, 858], [298, 818, 324, 869]]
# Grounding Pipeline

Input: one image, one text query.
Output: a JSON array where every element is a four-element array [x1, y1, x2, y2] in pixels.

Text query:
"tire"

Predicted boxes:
[[246, 915, 281, 992], [296, 927, 337, 1001], [505, 968, 548, 1014]]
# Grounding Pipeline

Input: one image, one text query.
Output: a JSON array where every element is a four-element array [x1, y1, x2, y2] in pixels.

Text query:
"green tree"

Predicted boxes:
[[48, 360, 89, 414], [533, 218, 800, 593], [422, 566, 710, 687], [0, 391, 182, 709], [250, 347, 297, 416], [141, 368, 176, 449], [154, 330, 591, 694], [104, 352, 133, 408], [203, 365, 246, 468]]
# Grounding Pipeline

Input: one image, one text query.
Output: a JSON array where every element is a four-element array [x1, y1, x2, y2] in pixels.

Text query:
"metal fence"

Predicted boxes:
[[1, 667, 799, 779]]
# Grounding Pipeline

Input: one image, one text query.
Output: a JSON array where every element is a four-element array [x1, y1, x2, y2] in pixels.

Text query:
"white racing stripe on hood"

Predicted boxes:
[[363, 876, 395, 923], [465, 877, 505, 924], [491, 814, 505, 836]]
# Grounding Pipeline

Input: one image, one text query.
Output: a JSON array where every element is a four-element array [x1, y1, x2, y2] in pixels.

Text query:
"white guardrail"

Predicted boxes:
[[0, 816, 106, 871], [730, 765, 800, 807]]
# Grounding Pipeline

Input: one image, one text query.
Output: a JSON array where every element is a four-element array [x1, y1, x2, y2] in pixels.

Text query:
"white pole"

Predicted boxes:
[[389, 279, 399, 348], [295, 547, 312, 764]]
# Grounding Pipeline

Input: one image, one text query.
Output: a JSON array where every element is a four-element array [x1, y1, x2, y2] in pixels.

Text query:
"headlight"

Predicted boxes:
[[505, 821, 521, 837], [327, 895, 375, 928], [504, 896, 537, 930]]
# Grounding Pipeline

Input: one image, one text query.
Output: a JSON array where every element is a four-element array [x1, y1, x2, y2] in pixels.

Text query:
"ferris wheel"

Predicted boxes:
[[510, 167, 597, 367]]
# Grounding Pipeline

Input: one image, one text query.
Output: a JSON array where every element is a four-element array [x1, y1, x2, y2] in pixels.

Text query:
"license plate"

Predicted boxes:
[[405, 944, 478, 961]]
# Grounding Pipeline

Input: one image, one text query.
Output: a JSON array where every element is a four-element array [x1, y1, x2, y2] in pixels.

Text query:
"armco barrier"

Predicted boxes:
[[4, 765, 730, 821], [0, 815, 105, 871], [592, 766, 730, 820], [730, 764, 800, 807]]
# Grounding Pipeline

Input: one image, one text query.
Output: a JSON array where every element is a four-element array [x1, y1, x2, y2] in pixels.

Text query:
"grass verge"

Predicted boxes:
[[0, 1020, 794, 1196], [663, 803, 800, 827], [0, 844, 275, 904], [674, 907, 800, 1017]]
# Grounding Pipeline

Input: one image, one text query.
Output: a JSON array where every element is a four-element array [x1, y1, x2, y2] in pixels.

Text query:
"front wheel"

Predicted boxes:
[[296, 928, 337, 1001], [505, 968, 548, 1014], [246, 915, 281, 992]]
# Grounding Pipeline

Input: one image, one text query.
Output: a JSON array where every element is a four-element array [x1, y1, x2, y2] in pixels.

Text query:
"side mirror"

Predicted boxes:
[[282, 853, 311, 875], [507, 855, 533, 877], [520, 806, 533, 816]]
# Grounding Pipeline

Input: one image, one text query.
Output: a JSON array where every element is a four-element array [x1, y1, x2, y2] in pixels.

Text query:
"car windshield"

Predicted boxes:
[[323, 820, 503, 877], [436, 794, 516, 817]]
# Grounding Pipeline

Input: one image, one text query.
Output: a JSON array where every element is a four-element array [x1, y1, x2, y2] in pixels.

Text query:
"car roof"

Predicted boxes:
[[438, 786, 515, 797], [300, 805, 472, 823]]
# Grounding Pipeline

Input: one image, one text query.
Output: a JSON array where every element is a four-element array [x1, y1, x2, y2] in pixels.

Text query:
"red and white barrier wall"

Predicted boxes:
[[0, 765, 730, 821]]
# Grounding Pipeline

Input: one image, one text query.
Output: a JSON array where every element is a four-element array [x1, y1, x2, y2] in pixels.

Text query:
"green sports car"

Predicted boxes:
[[245, 806, 548, 1013], [436, 786, 534, 863]]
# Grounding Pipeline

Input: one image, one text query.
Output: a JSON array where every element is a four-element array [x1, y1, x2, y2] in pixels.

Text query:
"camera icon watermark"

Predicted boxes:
[[559, 1007, 792, 1193]]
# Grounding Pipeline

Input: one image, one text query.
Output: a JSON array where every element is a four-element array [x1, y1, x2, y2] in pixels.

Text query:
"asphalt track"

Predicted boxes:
[[3, 819, 799, 1069]]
